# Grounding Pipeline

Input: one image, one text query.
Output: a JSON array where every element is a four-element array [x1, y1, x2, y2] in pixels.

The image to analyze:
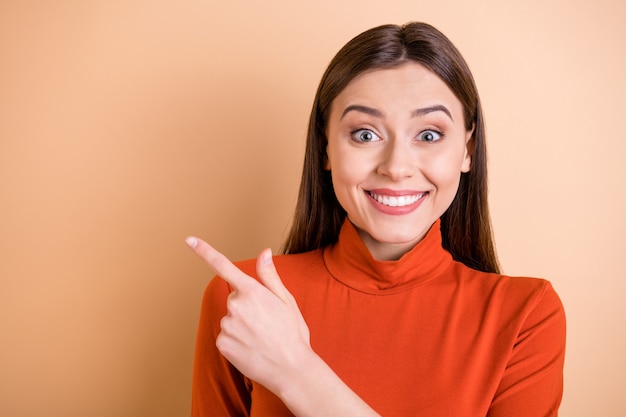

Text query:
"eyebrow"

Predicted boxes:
[[412, 104, 453, 121], [340, 104, 454, 121], [340, 105, 383, 119]]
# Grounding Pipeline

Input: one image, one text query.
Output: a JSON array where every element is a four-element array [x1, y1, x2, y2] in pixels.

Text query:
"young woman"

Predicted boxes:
[[186, 22, 566, 416]]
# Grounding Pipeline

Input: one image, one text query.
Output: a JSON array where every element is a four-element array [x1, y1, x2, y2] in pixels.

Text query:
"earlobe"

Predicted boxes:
[[461, 152, 471, 173]]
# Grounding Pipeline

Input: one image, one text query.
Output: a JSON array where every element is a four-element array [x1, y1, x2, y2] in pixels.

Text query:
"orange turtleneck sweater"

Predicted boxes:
[[191, 220, 566, 416]]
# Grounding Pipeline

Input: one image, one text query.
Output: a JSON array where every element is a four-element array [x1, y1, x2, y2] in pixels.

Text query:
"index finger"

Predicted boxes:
[[186, 236, 250, 290]]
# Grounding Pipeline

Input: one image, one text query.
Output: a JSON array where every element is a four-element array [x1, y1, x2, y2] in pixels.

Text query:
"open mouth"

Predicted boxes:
[[366, 191, 427, 207]]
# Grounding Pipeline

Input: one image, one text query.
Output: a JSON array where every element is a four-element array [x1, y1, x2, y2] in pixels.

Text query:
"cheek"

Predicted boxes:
[[328, 153, 377, 213], [329, 169, 357, 215], [330, 163, 361, 194], [422, 150, 466, 190], [326, 143, 373, 188]]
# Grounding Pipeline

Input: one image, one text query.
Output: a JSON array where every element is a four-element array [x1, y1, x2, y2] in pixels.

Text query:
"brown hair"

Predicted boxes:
[[282, 22, 500, 274]]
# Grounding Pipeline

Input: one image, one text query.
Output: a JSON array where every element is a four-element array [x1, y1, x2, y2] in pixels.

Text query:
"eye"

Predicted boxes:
[[417, 129, 444, 143], [351, 129, 381, 143]]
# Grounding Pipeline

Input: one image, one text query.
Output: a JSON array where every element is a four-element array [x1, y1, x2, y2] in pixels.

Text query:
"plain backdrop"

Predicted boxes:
[[1, 0, 625, 416]]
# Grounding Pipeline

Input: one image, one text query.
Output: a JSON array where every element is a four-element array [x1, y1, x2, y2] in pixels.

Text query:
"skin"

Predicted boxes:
[[186, 237, 380, 417], [187, 63, 474, 416], [325, 62, 472, 260]]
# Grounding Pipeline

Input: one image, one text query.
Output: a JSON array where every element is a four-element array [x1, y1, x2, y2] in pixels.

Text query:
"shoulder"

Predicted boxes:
[[205, 249, 326, 296], [448, 261, 565, 330], [454, 261, 561, 303], [498, 274, 564, 320], [498, 275, 565, 334], [479, 272, 566, 412], [232, 249, 326, 279]]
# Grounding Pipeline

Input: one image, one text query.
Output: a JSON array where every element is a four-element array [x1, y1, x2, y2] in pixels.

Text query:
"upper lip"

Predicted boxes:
[[367, 188, 426, 197]]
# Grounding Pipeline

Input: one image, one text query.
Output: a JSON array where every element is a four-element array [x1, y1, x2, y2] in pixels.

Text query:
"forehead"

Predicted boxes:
[[330, 62, 463, 119]]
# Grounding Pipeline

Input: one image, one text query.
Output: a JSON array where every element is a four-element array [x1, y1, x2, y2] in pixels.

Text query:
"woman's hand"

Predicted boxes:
[[185, 236, 312, 395], [186, 236, 381, 417]]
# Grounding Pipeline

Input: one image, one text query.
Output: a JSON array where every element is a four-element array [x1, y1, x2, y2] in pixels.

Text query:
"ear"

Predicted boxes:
[[461, 125, 474, 173], [323, 144, 331, 171]]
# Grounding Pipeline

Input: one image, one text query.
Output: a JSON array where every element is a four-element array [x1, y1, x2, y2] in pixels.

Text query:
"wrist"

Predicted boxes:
[[273, 345, 322, 402]]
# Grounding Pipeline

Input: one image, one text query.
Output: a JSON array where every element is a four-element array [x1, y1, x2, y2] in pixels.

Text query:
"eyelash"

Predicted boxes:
[[417, 129, 445, 143], [350, 128, 380, 143], [349, 128, 445, 143]]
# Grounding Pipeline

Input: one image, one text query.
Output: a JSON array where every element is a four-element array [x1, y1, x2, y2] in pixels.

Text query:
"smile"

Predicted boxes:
[[366, 191, 426, 207]]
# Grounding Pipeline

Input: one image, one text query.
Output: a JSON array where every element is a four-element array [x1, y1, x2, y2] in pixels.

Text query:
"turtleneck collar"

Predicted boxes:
[[323, 218, 453, 294]]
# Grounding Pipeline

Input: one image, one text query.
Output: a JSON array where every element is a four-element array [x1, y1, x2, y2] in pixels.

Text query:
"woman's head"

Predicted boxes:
[[283, 22, 499, 273]]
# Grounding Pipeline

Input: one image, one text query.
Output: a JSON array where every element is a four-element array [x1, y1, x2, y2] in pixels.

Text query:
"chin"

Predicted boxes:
[[370, 228, 426, 246]]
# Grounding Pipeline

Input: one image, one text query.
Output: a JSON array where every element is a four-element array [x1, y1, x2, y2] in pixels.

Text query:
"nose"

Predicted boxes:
[[376, 139, 415, 180]]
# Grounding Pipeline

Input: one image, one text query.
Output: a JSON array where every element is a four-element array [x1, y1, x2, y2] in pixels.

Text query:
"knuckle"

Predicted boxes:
[[219, 316, 235, 336], [219, 315, 228, 330], [226, 296, 241, 313], [215, 333, 228, 352]]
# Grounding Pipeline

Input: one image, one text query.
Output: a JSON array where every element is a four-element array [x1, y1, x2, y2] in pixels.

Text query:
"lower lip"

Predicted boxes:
[[366, 192, 426, 215]]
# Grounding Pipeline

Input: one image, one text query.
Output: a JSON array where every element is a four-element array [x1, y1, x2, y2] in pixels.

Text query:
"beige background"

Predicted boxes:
[[1, 0, 624, 416]]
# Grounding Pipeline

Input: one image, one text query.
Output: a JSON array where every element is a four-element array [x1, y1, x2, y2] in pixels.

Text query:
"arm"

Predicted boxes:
[[488, 282, 566, 416], [187, 237, 381, 417]]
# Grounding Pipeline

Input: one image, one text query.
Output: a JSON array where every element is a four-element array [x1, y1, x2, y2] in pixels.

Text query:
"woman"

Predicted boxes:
[[186, 22, 566, 416]]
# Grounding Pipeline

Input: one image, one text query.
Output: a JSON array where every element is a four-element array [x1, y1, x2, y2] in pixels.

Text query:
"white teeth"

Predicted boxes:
[[369, 192, 424, 207]]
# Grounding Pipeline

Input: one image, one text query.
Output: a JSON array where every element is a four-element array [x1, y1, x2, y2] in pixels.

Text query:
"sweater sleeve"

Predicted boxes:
[[191, 275, 252, 416], [488, 281, 566, 417]]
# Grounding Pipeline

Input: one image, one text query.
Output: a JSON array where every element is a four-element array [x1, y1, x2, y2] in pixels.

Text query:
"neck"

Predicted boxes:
[[355, 228, 427, 261]]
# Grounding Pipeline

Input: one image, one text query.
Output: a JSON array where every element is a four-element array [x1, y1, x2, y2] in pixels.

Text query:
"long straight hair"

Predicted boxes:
[[282, 22, 500, 274]]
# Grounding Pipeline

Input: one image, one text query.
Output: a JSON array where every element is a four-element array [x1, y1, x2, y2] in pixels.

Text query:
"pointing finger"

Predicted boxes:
[[186, 236, 248, 290]]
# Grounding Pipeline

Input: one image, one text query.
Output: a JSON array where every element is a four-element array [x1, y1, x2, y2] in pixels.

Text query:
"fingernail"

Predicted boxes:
[[185, 236, 198, 248], [262, 248, 272, 265]]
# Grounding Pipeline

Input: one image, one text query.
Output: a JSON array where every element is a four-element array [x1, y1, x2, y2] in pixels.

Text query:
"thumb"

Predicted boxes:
[[256, 248, 292, 304]]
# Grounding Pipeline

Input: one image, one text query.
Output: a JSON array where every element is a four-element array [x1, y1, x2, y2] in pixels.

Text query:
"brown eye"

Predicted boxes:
[[351, 129, 380, 143]]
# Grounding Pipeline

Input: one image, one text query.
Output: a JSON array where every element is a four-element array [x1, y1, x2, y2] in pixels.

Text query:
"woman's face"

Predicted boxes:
[[325, 62, 472, 260]]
